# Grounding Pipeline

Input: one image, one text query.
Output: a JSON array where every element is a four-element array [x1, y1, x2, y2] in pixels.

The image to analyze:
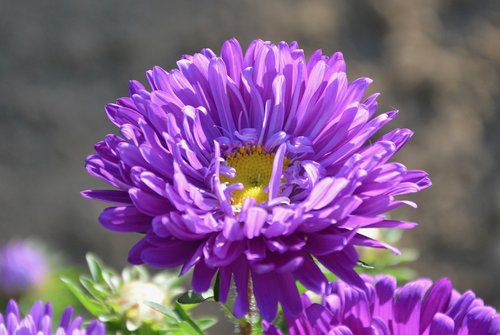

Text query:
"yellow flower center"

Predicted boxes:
[[221, 145, 289, 208]]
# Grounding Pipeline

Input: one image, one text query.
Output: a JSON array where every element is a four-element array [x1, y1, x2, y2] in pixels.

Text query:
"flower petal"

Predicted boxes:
[[99, 206, 150, 232], [429, 313, 454, 335]]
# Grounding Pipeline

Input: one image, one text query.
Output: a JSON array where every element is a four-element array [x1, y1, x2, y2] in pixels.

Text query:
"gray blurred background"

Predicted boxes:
[[1, 0, 499, 327]]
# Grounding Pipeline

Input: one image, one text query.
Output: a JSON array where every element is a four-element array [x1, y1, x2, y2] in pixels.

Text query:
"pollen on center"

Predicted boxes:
[[221, 145, 289, 208]]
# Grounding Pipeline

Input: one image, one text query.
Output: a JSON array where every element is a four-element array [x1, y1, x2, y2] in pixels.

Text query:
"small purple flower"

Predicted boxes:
[[264, 275, 500, 335], [83, 38, 430, 320], [0, 300, 105, 335], [0, 240, 49, 297]]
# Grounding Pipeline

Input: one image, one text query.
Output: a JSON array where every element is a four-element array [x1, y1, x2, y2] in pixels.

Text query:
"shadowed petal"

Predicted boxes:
[[420, 278, 452, 331], [316, 247, 366, 291], [252, 272, 279, 321], [99, 206, 151, 232]]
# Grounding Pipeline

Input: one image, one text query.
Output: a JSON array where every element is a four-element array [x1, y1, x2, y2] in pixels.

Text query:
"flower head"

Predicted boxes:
[[83, 38, 430, 320], [264, 275, 500, 335], [0, 300, 105, 335], [0, 240, 49, 297]]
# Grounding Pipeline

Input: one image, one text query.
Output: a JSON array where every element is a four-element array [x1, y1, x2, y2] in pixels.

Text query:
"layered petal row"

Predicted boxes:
[[264, 275, 500, 335]]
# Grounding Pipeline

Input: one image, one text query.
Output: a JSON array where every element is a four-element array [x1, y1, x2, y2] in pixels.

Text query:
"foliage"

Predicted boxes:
[[62, 254, 216, 335]]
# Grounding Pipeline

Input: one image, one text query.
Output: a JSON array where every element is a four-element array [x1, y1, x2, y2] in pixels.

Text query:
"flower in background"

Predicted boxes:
[[63, 254, 215, 334], [0, 299, 105, 335], [117, 280, 167, 327], [0, 240, 49, 298], [83, 38, 431, 321], [264, 275, 500, 335]]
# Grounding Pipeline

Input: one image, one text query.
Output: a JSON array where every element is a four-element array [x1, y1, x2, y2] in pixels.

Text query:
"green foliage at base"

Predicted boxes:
[[62, 254, 216, 335]]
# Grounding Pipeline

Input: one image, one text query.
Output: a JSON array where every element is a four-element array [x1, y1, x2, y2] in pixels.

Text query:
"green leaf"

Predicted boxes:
[[196, 317, 217, 330], [176, 322, 203, 335], [143, 301, 180, 322], [85, 253, 105, 284], [61, 277, 109, 316], [79, 275, 109, 300], [213, 271, 220, 302], [174, 303, 204, 335], [96, 314, 120, 322], [101, 269, 120, 293], [252, 319, 263, 334], [177, 290, 213, 305], [357, 260, 375, 269]]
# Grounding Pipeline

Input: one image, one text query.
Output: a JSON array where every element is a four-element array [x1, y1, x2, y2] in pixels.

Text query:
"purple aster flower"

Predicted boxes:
[[0, 300, 105, 335], [0, 240, 49, 297], [83, 38, 431, 321], [263, 275, 500, 335]]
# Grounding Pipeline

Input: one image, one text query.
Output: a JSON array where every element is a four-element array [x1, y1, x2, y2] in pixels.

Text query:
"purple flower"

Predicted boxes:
[[0, 240, 49, 297], [83, 38, 430, 321], [0, 300, 105, 335], [264, 275, 500, 335]]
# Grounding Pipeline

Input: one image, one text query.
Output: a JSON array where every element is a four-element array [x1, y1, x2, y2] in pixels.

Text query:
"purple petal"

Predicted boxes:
[[191, 260, 217, 293], [277, 273, 303, 317], [81, 190, 131, 204], [429, 313, 454, 335], [447, 290, 477, 327], [232, 258, 250, 318], [374, 275, 396, 323], [58, 307, 73, 330], [466, 307, 498, 335], [99, 206, 151, 232], [371, 317, 391, 335], [420, 278, 452, 331], [293, 255, 328, 292], [129, 188, 172, 216], [142, 240, 199, 268], [27, 301, 44, 326], [329, 325, 354, 335], [363, 219, 418, 229], [217, 267, 232, 304], [268, 143, 287, 201], [221, 38, 243, 82], [252, 272, 279, 321], [244, 207, 268, 239], [305, 303, 335, 333], [262, 321, 284, 335], [488, 314, 500, 335], [127, 238, 149, 264], [6, 300, 20, 320], [245, 238, 267, 261], [316, 247, 366, 291], [180, 243, 205, 275], [304, 177, 349, 211], [208, 58, 237, 137], [393, 280, 427, 334], [151, 215, 171, 238], [351, 233, 401, 255], [305, 230, 354, 256]]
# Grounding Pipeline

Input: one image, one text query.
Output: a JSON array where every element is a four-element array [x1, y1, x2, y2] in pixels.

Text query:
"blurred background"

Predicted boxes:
[[1, 0, 499, 331]]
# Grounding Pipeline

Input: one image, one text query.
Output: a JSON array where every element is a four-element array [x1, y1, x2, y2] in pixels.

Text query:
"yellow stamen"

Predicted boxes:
[[221, 146, 289, 208]]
